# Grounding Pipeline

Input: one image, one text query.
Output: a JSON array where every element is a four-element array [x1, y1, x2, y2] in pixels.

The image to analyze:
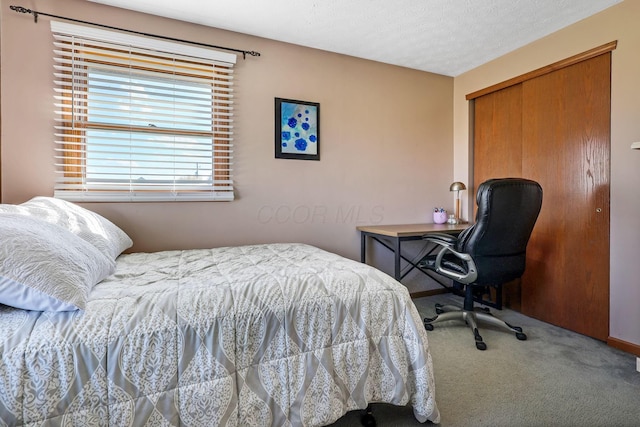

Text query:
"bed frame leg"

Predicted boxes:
[[360, 404, 377, 427]]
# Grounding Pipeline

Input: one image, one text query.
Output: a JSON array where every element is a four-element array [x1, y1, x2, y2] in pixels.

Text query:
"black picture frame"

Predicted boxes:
[[275, 98, 320, 160]]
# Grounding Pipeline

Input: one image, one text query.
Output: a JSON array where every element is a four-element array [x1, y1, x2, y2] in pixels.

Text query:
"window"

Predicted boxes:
[[51, 21, 236, 201]]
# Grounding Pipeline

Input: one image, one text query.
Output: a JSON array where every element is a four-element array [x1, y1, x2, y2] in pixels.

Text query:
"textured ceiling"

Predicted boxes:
[[88, 0, 621, 76]]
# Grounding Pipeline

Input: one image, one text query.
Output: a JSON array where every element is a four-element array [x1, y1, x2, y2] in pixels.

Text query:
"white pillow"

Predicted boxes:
[[0, 214, 115, 311], [16, 197, 132, 260]]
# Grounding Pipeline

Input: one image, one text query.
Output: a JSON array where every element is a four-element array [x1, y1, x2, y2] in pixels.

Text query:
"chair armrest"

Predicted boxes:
[[433, 247, 478, 283], [423, 233, 478, 283]]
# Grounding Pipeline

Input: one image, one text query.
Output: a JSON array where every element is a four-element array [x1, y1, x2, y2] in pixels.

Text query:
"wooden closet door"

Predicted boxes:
[[473, 84, 524, 309], [473, 84, 523, 187], [471, 52, 611, 341], [520, 54, 610, 341]]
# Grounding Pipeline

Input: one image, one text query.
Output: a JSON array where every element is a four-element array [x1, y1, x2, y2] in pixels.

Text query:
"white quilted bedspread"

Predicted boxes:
[[0, 243, 439, 426]]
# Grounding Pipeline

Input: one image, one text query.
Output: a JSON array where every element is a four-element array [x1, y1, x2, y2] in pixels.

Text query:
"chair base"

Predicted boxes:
[[424, 303, 527, 350]]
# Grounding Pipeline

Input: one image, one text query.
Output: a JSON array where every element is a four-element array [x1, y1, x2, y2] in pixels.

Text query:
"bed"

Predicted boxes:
[[0, 197, 440, 426]]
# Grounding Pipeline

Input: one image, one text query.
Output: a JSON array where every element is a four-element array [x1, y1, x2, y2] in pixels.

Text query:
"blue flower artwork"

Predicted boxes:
[[275, 98, 320, 160]]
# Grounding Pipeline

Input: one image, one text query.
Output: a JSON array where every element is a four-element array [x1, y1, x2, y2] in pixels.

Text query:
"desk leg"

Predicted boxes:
[[360, 233, 367, 263], [394, 237, 401, 281]]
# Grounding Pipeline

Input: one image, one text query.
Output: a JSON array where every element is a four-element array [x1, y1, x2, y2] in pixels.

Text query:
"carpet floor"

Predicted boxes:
[[329, 293, 640, 427]]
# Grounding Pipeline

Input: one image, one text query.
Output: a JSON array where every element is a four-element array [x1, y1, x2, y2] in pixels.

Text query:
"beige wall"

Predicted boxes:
[[0, 0, 454, 293], [453, 1, 640, 347]]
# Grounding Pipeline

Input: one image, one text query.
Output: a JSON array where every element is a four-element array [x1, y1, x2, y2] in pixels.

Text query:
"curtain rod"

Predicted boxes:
[[9, 5, 261, 59]]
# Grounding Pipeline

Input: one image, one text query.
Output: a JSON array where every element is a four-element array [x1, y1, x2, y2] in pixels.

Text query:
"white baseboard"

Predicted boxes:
[[637, 357, 640, 373]]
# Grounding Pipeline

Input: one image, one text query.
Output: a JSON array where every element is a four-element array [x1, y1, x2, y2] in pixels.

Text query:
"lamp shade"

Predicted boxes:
[[449, 181, 466, 192]]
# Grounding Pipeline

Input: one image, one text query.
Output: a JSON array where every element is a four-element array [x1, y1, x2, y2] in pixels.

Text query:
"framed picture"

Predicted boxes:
[[275, 98, 320, 160]]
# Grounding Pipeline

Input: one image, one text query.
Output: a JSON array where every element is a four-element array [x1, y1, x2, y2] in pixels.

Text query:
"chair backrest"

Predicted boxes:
[[455, 178, 543, 285]]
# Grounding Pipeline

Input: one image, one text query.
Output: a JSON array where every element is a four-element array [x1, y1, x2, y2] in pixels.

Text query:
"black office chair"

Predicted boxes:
[[420, 178, 543, 350]]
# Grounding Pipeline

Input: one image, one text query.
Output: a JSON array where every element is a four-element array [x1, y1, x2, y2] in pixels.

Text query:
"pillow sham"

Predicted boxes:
[[0, 213, 115, 311], [5, 196, 132, 260]]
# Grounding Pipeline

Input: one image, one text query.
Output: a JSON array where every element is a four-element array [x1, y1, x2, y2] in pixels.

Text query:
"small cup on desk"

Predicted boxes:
[[433, 210, 448, 224]]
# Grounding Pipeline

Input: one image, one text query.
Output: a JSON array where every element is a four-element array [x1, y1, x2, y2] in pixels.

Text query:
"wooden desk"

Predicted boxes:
[[357, 223, 469, 283]]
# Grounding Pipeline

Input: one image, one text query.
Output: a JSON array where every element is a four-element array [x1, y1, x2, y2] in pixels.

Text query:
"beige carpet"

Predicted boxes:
[[329, 293, 640, 426]]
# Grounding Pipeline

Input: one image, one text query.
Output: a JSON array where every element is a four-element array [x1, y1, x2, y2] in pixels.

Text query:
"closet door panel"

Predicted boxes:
[[473, 84, 523, 191], [473, 84, 523, 308], [521, 54, 611, 340]]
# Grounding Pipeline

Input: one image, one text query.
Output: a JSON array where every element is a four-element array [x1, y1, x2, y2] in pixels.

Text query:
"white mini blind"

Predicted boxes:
[[51, 21, 236, 202]]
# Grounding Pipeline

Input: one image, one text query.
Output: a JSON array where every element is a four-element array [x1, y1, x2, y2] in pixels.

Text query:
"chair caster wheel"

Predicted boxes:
[[516, 332, 527, 340], [476, 341, 487, 351], [360, 412, 376, 427], [435, 307, 444, 314], [513, 326, 523, 332], [424, 323, 434, 331], [435, 303, 443, 309]]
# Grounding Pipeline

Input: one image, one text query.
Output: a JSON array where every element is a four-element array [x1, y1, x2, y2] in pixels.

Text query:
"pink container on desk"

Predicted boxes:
[[433, 210, 447, 224]]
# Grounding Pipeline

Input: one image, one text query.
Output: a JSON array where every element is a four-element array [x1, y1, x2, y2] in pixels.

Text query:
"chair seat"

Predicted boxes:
[[418, 255, 467, 275], [420, 254, 502, 309]]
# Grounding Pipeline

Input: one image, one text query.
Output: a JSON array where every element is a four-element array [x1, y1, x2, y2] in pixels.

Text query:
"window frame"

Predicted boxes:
[[51, 21, 236, 202]]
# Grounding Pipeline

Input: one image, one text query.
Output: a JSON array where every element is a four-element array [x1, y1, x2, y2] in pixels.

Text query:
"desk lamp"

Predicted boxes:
[[449, 181, 466, 224]]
